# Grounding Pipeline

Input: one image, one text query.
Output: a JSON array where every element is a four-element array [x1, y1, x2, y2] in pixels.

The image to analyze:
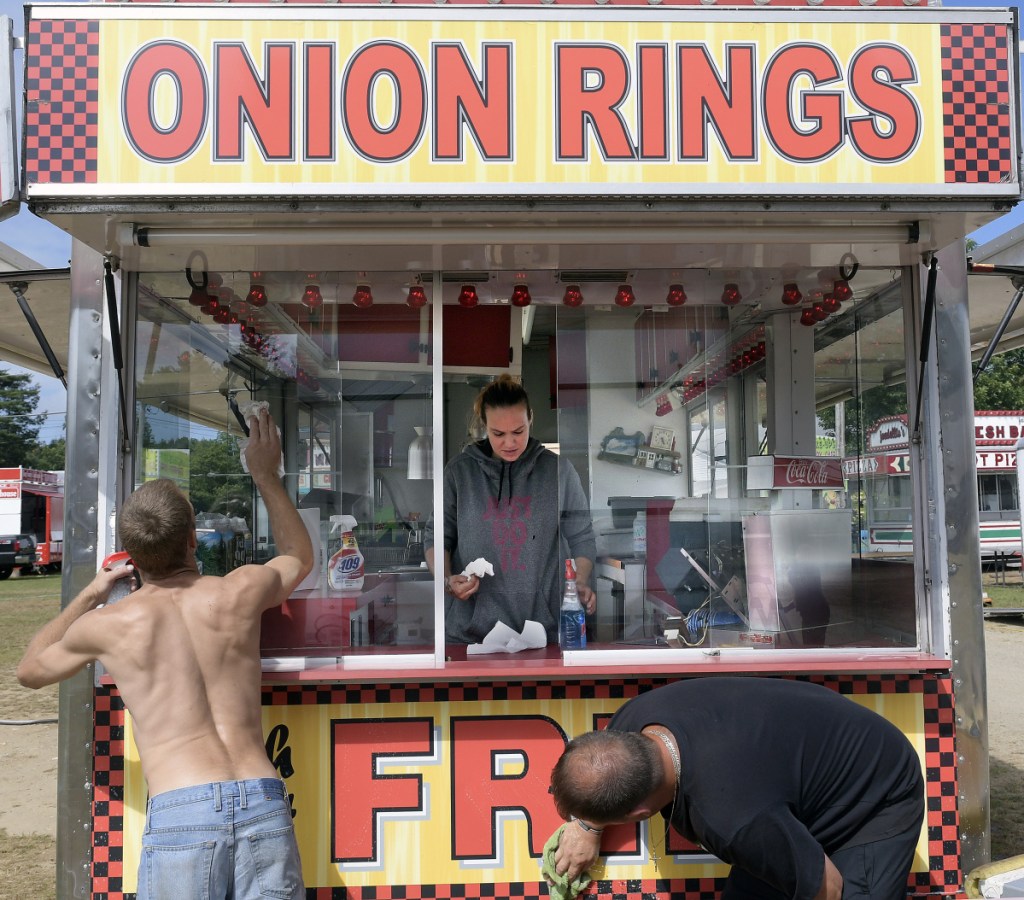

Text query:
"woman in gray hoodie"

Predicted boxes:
[[425, 375, 597, 644]]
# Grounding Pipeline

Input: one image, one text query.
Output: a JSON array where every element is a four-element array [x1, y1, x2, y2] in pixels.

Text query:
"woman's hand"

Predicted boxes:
[[577, 582, 597, 615], [446, 573, 479, 601], [550, 820, 602, 883]]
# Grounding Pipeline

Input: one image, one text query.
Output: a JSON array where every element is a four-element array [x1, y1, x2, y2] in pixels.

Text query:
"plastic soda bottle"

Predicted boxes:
[[558, 558, 586, 650], [328, 515, 365, 591]]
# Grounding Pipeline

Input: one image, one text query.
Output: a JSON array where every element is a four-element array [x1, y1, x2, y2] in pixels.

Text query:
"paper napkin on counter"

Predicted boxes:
[[467, 620, 546, 655]]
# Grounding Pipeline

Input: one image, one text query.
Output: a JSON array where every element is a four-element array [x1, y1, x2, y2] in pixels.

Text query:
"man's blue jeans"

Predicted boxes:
[[137, 778, 303, 899]]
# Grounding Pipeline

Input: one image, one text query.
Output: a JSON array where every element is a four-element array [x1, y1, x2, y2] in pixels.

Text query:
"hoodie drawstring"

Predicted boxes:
[[497, 461, 513, 505]]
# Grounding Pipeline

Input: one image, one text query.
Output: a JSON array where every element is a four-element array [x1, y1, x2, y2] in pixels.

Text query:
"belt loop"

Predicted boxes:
[[239, 781, 248, 809], [214, 782, 222, 812]]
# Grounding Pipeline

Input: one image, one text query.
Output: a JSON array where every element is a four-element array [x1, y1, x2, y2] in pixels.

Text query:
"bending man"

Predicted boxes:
[[18, 407, 313, 899], [549, 677, 924, 900]]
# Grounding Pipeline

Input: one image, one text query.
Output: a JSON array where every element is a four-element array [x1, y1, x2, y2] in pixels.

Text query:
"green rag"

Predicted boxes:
[[542, 824, 592, 900]]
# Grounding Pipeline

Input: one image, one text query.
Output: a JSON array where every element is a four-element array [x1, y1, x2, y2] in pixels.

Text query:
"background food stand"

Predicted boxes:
[[0, 0, 1018, 896]]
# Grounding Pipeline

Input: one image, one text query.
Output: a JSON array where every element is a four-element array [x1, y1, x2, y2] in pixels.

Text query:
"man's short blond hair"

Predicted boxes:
[[118, 479, 195, 577]]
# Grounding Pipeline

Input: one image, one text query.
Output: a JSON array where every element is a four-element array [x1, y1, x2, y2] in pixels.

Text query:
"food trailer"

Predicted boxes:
[[0, 0, 1017, 895]]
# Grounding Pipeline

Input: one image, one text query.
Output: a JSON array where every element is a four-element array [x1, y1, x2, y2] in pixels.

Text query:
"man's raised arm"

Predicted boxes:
[[244, 407, 313, 600]]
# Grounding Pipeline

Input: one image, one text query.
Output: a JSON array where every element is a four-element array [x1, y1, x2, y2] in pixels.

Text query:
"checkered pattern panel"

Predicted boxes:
[[97, 674, 962, 900], [93, 686, 126, 898], [941, 23, 1013, 184], [24, 18, 99, 184]]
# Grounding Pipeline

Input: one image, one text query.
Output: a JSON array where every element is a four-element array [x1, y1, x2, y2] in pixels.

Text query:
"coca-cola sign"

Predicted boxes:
[[746, 455, 845, 491], [776, 456, 844, 488]]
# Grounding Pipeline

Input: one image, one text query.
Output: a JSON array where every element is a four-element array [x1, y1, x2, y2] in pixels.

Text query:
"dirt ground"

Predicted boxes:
[[1, 619, 1022, 888]]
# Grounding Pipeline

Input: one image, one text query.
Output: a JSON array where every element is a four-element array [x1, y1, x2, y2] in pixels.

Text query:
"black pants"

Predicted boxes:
[[721, 829, 921, 900]]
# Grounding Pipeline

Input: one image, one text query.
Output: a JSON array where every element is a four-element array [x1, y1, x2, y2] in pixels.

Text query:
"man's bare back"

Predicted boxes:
[[17, 408, 313, 796], [74, 566, 287, 794]]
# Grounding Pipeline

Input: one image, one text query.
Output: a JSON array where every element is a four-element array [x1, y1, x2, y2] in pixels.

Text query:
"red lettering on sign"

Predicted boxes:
[[451, 717, 565, 860], [763, 44, 843, 163], [343, 42, 426, 162], [678, 44, 756, 161], [304, 43, 335, 161], [555, 44, 636, 161], [846, 44, 919, 162], [122, 41, 207, 162], [433, 43, 512, 161], [214, 43, 294, 162], [332, 718, 434, 864], [637, 44, 668, 160]]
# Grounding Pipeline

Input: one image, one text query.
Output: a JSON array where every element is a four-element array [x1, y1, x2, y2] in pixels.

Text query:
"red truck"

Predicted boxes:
[[0, 468, 63, 578]]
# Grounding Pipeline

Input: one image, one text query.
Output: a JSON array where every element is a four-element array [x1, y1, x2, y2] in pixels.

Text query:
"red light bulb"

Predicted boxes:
[[510, 284, 532, 307], [822, 292, 841, 314], [833, 279, 853, 303], [666, 284, 687, 306], [352, 284, 374, 308], [614, 284, 635, 308], [562, 285, 584, 307], [721, 283, 742, 306], [246, 284, 267, 307], [407, 285, 428, 308], [458, 285, 479, 308], [800, 307, 817, 326], [301, 284, 323, 310], [813, 301, 829, 321], [781, 283, 802, 306]]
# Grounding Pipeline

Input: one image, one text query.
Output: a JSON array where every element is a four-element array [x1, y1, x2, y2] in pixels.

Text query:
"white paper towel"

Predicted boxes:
[[466, 620, 546, 655]]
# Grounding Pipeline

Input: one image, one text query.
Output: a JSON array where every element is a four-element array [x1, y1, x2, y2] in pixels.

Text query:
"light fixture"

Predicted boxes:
[[833, 279, 853, 302], [407, 284, 428, 308], [458, 284, 479, 308], [301, 283, 323, 310], [353, 284, 374, 308], [821, 292, 841, 314], [407, 426, 433, 480], [133, 222, 924, 247], [510, 283, 532, 307], [614, 284, 635, 308], [665, 284, 687, 306], [562, 285, 584, 307], [246, 284, 267, 307], [800, 307, 817, 327], [721, 283, 742, 306], [781, 283, 802, 306], [813, 301, 829, 321]]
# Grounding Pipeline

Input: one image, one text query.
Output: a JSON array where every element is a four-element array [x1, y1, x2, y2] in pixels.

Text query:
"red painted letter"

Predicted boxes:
[[433, 43, 512, 161], [763, 44, 843, 163], [678, 44, 756, 162], [332, 718, 434, 864], [451, 716, 566, 860], [556, 44, 636, 161], [214, 43, 294, 162], [304, 43, 335, 161], [122, 41, 207, 163], [343, 41, 426, 163], [847, 44, 920, 163]]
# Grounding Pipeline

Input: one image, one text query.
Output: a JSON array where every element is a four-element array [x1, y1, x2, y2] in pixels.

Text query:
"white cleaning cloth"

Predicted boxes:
[[467, 620, 547, 655], [461, 557, 495, 579], [237, 400, 285, 477]]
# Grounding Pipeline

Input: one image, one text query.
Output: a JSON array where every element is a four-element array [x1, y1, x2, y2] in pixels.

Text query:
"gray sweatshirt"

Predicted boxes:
[[425, 437, 597, 644]]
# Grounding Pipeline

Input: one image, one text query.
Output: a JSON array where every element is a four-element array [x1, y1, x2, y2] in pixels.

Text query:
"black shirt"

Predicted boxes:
[[608, 677, 923, 899]]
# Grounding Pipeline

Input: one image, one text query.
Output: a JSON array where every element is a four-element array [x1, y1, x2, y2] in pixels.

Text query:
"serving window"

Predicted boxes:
[[129, 261, 923, 667]]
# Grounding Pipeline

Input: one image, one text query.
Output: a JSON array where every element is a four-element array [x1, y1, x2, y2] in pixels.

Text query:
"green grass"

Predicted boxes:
[[0, 574, 61, 720], [983, 582, 1024, 609]]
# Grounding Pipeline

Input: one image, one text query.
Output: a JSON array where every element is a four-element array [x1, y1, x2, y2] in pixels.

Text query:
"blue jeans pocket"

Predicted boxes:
[[246, 825, 304, 899], [139, 839, 216, 900]]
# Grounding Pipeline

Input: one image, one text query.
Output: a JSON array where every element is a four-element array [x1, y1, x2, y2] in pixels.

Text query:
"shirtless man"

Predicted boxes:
[[18, 408, 313, 900]]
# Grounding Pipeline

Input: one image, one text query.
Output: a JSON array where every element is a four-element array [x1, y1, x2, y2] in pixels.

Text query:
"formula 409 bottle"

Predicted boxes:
[[328, 515, 365, 591]]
